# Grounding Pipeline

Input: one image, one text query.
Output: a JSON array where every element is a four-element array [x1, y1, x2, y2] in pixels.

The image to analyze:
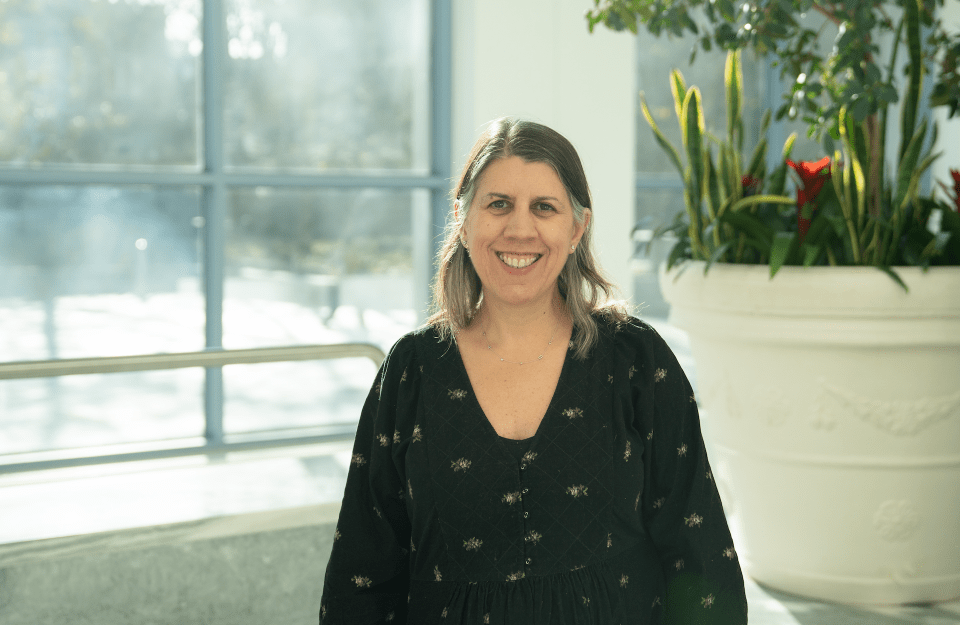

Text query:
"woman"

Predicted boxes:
[[319, 118, 747, 624]]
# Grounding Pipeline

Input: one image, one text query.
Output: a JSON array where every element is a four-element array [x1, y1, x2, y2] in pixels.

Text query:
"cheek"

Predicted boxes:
[[550, 221, 578, 246]]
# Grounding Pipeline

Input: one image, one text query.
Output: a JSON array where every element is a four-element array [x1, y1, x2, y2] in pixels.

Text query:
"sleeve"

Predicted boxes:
[[631, 322, 749, 624], [319, 338, 417, 625]]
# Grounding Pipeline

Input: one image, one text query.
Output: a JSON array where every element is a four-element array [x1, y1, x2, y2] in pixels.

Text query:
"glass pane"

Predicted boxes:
[[0, 370, 205, 455], [636, 33, 763, 174], [223, 0, 429, 171], [0, 0, 200, 168], [0, 185, 205, 454], [767, 100, 828, 163], [633, 187, 685, 320], [222, 187, 421, 435]]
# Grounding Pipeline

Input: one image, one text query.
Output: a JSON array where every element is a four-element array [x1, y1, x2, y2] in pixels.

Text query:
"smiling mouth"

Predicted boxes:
[[497, 253, 542, 269]]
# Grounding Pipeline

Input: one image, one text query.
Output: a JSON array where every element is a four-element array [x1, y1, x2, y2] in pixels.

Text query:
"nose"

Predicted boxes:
[[504, 204, 536, 239]]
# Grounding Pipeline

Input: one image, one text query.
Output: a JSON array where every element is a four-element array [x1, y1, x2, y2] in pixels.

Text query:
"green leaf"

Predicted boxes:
[[639, 93, 685, 179], [894, 119, 928, 210], [744, 136, 768, 180], [705, 241, 734, 270], [718, 144, 735, 201], [718, 0, 736, 21], [902, 227, 936, 264], [800, 210, 833, 248], [718, 210, 775, 251], [879, 266, 909, 292], [670, 70, 687, 130], [666, 239, 690, 270], [706, 149, 722, 221], [729, 194, 795, 213], [682, 87, 706, 221], [850, 95, 872, 122], [900, 0, 923, 165], [802, 243, 822, 267], [767, 132, 797, 196], [843, 110, 867, 223], [725, 51, 743, 151], [769, 232, 798, 278]]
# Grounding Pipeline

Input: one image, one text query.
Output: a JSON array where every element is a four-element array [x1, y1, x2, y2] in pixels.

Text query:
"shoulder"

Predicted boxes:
[[380, 324, 452, 373], [592, 311, 658, 346], [388, 324, 446, 357], [591, 312, 676, 367]]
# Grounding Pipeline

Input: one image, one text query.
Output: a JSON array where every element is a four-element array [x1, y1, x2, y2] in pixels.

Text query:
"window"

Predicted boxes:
[[0, 0, 451, 469]]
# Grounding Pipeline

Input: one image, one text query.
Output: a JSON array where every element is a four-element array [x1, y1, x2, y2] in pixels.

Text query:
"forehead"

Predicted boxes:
[[474, 156, 567, 197]]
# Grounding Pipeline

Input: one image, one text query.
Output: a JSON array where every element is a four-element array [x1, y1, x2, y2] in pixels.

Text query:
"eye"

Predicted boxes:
[[535, 202, 556, 213], [489, 199, 509, 210]]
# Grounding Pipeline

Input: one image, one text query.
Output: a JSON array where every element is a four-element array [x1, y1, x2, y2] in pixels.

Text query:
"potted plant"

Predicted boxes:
[[587, 0, 960, 605]]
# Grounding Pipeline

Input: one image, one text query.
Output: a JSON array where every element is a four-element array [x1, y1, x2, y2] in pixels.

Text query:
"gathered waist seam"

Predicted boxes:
[[409, 542, 645, 587]]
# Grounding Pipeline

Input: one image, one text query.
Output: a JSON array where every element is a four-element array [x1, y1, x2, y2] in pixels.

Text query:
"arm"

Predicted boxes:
[[319, 345, 414, 624], [636, 328, 748, 624]]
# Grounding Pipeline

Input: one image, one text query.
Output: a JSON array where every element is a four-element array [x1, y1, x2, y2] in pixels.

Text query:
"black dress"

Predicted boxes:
[[319, 316, 747, 624]]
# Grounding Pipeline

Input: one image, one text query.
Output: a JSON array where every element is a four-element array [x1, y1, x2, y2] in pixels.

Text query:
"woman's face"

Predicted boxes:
[[461, 156, 589, 310]]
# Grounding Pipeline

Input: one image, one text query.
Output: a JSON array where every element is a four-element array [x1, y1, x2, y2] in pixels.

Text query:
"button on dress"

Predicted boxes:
[[319, 316, 747, 624]]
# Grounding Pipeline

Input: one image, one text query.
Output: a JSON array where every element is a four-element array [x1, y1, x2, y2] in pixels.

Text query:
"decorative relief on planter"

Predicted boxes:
[[705, 374, 959, 436], [702, 375, 743, 421], [808, 380, 836, 431], [764, 392, 791, 427], [873, 500, 920, 543], [825, 385, 960, 436]]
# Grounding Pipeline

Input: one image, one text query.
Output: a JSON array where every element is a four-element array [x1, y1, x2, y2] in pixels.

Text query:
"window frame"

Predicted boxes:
[[0, 0, 452, 472]]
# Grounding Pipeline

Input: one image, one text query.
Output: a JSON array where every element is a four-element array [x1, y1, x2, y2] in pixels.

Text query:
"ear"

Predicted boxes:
[[570, 208, 591, 251], [455, 198, 470, 249]]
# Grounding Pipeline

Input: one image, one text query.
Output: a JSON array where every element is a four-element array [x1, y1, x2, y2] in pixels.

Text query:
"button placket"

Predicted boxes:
[[518, 463, 532, 570]]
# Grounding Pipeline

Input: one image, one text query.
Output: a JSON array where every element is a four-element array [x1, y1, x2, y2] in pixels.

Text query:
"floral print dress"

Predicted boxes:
[[319, 316, 747, 624]]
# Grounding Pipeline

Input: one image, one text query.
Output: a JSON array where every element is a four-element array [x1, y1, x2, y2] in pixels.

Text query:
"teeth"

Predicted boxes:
[[498, 253, 540, 269]]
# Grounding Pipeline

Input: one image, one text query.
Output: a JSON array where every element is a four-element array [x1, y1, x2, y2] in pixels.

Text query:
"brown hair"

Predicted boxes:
[[428, 117, 626, 359]]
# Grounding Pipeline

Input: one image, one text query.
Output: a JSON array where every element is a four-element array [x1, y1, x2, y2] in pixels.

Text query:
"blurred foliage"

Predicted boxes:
[[587, 0, 960, 148]]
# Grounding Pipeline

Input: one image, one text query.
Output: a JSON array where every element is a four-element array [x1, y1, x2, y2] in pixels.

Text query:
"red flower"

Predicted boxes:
[[939, 169, 960, 212], [787, 156, 832, 242], [741, 175, 761, 197]]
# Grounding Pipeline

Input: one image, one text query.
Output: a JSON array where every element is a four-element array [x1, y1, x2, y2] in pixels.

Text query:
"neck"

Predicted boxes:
[[475, 289, 568, 348]]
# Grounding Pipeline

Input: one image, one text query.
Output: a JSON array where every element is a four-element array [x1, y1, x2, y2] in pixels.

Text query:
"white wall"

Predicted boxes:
[[451, 0, 637, 300], [932, 1, 960, 200]]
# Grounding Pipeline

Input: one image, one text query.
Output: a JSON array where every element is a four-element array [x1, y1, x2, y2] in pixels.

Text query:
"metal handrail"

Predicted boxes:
[[0, 343, 386, 474], [0, 343, 386, 380]]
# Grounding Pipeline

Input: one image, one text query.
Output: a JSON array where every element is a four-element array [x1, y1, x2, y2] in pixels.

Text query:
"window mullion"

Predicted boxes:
[[202, 0, 227, 445], [426, 0, 453, 320]]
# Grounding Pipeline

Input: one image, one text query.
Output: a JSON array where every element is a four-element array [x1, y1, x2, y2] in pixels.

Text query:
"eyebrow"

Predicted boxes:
[[482, 192, 563, 204]]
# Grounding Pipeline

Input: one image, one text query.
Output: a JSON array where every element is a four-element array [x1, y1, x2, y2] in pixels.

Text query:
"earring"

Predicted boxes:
[[570, 245, 576, 252]]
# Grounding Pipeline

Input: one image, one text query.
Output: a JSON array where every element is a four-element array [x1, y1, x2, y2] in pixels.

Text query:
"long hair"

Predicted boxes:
[[428, 117, 626, 359]]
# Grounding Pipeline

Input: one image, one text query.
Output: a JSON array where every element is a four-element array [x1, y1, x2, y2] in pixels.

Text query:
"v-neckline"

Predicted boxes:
[[452, 331, 573, 445]]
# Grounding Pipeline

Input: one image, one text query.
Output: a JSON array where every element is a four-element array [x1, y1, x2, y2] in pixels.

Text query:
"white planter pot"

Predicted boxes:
[[660, 262, 960, 605]]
